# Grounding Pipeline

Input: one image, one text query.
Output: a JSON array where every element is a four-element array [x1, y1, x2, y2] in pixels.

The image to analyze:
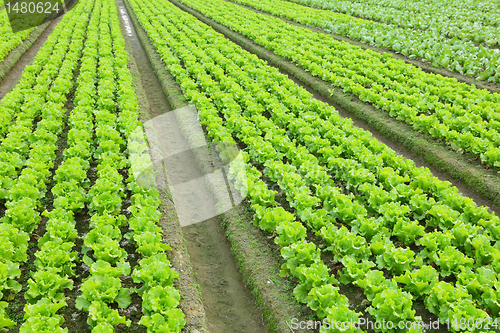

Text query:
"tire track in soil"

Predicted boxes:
[[117, 1, 268, 331]]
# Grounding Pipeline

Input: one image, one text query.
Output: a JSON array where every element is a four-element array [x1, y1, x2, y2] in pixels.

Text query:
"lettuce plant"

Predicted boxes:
[[434, 247, 474, 277], [392, 217, 425, 245], [307, 284, 347, 319], [394, 266, 438, 298], [280, 241, 322, 277], [275, 221, 307, 247], [367, 288, 416, 325], [319, 225, 370, 261], [338, 257, 375, 285], [376, 244, 419, 275], [293, 262, 338, 304]]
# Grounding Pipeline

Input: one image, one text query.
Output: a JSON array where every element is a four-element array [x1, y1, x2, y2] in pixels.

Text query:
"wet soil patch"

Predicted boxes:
[[221, 203, 312, 333], [117, 180, 146, 332], [116, 1, 172, 118], [117, 1, 208, 331], [183, 217, 268, 332], [116, 1, 208, 333], [0, 202, 4, 222]]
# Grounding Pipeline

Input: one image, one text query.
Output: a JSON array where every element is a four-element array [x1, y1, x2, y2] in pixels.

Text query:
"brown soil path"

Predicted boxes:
[[117, 1, 269, 331]]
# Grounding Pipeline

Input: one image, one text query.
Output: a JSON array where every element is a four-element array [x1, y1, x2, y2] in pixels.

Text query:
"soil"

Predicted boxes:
[[58, 61, 91, 333], [5, 220, 45, 332], [183, 217, 268, 332], [116, 2, 211, 331], [118, 1, 271, 331], [221, 204, 312, 333], [116, 1, 173, 119]]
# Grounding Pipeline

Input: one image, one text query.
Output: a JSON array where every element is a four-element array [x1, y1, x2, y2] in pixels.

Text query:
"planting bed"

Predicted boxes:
[[1, 0, 500, 332]]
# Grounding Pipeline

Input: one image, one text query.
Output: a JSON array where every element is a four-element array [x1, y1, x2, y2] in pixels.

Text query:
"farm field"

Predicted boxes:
[[0, 0, 500, 332], [228, 0, 500, 83], [173, 0, 500, 171], [0, 1, 35, 64], [0, 0, 65, 65], [0, 0, 185, 331]]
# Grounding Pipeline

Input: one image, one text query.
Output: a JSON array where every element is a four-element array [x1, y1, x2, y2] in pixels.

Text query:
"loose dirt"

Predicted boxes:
[[183, 217, 267, 332]]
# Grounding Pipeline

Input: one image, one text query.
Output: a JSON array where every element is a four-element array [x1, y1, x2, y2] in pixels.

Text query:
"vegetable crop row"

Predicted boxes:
[[172, 4, 498, 327], [0, 15, 34, 64], [176, 0, 500, 169], [0, 0, 186, 329], [126, 0, 362, 330], [18, 0, 113, 323], [128, 0, 500, 330], [226, 0, 500, 83], [70, 0, 186, 331], [0, 1, 88, 196], [284, 0, 500, 46], [311, 0, 500, 25], [0, 0, 93, 328]]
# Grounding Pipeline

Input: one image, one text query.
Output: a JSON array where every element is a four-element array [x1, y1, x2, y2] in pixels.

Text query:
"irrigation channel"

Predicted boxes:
[[116, 1, 268, 331]]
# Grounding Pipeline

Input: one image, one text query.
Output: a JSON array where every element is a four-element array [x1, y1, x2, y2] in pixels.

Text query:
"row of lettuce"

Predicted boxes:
[[72, 0, 185, 330], [332, 0, 499, 20], [233, 0, 500, 83], [0, 0, 91, 327], [285, 0, 500, 46], [0, 0, 61, 64], [128, 0, 500, 331], [284, 0, 500, 29], [176, 0, 500, 171], [0, 0, 186, 331]]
